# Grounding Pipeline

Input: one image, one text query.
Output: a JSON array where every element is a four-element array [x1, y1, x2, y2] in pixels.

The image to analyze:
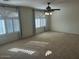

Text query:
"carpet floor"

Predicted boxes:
[[0, 32, 79, 59]]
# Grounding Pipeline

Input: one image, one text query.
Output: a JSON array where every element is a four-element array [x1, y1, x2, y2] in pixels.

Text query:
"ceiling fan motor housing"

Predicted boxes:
[[46, 2, 53, 12], [46, 6, 52, 12]]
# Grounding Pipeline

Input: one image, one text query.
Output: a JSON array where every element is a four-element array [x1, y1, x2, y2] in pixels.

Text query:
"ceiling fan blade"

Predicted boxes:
[[41, 9, 46, 11], [51, 9, 60, 11]]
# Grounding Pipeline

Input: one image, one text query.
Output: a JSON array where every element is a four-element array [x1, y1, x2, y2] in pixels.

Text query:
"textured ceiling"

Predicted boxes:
[[0, 0, 79, 9]]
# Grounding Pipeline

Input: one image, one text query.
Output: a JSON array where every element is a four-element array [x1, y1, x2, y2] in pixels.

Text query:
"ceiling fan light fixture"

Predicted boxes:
[[50, 12, 52, 15], [45, 12, 49, 15], [45, 12, 52, 15]]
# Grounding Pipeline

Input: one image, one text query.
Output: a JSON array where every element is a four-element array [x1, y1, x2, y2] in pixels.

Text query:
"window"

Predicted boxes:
[[6, 17, 20, 33], [40, 17, 46, 27], [6, 19, 13, 33], [0, 9, 20, 35], [0, 17, 20, 34], [0, 17, 6, 35], [35, 17, 46, 28], [35, 18, 41, 28], [13, 18, 20, 32], [35, 10, 47, 29]]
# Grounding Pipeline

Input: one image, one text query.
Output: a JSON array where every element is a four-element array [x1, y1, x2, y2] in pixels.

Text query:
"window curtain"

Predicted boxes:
[[0, 7, 21, 45]]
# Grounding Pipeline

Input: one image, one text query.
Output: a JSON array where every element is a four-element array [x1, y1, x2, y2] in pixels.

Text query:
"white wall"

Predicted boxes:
[[51, 3, 79, 34], [46, 15, 51, 31], [20, 7, 34, 38]]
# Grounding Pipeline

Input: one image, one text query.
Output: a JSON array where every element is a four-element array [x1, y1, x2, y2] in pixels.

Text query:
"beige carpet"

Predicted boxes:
[[0, 32, 79, 59]]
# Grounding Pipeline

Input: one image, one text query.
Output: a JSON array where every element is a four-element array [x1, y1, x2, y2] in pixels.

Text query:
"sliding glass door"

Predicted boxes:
[[35, 10, 47, 34], [0, 7, 20, 44]]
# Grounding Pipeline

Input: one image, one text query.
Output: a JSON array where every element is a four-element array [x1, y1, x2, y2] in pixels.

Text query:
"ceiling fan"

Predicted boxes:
[[44, 2, 60, 15]]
